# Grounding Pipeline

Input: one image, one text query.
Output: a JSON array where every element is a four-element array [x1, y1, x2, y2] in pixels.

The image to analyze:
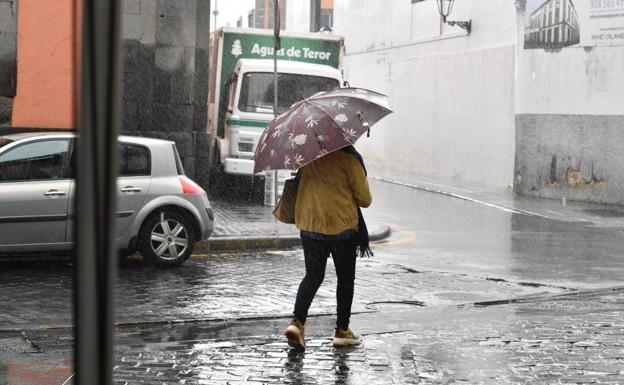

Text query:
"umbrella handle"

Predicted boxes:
[[357, 112, 371, 138]]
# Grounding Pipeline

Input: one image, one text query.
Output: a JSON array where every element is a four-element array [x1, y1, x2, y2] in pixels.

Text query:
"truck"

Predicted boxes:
[[206, 27, 344, 189]]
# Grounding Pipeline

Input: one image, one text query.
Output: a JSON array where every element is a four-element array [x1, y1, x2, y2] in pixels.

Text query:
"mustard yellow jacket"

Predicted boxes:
[[295, 150, 372, 235]]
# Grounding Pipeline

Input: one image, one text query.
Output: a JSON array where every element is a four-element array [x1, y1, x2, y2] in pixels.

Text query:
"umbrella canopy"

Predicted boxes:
[[253, 87, 392, 174]]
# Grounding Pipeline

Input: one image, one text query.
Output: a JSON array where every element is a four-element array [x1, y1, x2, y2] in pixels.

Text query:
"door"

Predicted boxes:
[[66, 142, 151, 243], [115, 142, 151, 238], [0, 139, 71, 252]]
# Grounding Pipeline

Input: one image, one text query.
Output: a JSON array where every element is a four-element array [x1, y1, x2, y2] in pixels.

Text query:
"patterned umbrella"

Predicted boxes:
[[253, 88, 392, 174]]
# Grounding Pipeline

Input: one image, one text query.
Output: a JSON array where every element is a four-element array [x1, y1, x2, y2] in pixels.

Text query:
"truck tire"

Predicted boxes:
[[208, 145, 227, 197], [137, 208, 196, 267]]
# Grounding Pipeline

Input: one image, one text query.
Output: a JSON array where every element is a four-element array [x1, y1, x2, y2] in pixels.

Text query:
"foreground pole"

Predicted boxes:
[[74, 0, 122, 383]]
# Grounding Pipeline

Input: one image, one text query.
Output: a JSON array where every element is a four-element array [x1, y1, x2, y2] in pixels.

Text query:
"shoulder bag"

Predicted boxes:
[[273, 173, 299, 224]]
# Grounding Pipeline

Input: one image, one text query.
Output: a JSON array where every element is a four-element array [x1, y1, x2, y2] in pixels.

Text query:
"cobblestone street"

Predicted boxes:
[[2, 287, 623, 384], [0, 250, 562, 329], [2, 250, 624, 384], [106, 290, 624, 384], [3, 180, 624, 384]]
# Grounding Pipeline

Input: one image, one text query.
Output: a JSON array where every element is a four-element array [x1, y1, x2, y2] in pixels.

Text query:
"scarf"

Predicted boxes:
[[341, 146, 373, 258]]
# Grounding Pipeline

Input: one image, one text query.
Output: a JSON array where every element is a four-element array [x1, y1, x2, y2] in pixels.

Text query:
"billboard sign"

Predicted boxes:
[[524, 0, 624, 49], [578, 0, 624, 46]]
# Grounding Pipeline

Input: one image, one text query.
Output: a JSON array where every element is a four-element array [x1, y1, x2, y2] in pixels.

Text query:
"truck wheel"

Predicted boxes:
[[208, 145, 227, 197], [137, 208, 196, 267]]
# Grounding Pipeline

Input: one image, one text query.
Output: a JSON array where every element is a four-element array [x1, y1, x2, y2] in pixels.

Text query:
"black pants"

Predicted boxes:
[[293, 235, 357, 330]]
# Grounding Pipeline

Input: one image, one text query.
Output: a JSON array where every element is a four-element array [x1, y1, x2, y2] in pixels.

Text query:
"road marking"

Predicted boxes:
[[373, 230, 416, 247], [61, 373, 74, 385], [370, 176, 554, 219]]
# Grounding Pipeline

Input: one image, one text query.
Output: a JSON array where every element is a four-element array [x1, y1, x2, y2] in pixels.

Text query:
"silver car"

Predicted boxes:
[[0, 132, 214, 266]]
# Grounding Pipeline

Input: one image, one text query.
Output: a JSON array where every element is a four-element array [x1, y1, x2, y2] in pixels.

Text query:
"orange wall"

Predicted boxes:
[[12, 0, 77, 129]]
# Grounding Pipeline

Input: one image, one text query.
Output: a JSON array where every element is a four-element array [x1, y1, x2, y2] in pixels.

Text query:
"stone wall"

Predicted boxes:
[[0, 0, 17, 125], [515, 42, 624, 205], [120, 0, 211, 186], [515, 114, 624, 206]]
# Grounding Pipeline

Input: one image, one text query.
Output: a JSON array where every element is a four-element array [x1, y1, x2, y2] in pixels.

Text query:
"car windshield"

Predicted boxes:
[[238, 72, 340, 114]]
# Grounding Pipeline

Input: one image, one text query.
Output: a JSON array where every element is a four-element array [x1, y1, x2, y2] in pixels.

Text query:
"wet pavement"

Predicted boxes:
[[0, 251, 558, 330], [2, 289, 623, 384], [366, 179, 624, 289], [2, 178, 624, 384], [211, 199, 296, 238]]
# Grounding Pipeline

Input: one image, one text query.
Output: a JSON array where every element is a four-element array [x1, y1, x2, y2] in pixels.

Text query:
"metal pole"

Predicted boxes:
[[74, 0, 122, 383], [213, 0, 218, 31], [273, 0, 279, 118]]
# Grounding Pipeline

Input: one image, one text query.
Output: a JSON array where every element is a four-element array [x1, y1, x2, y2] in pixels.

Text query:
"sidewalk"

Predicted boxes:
[[369, 167, 624, 228], [197, 199, 391, 252], [5, 287, 623, 384]]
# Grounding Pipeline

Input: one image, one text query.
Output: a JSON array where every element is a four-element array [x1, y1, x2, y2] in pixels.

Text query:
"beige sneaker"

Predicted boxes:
[[284, 319, 305, 350], [332, 328, 361, 347]]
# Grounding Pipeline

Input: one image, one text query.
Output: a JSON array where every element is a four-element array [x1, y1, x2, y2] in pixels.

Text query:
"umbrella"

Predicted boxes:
[[253, 87, 392, 174]]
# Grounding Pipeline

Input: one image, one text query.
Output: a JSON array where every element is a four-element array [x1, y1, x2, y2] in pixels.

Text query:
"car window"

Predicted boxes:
[[119, 143, 151, 176], [0, 139, 70, 182], [172, 144, 185, 175]]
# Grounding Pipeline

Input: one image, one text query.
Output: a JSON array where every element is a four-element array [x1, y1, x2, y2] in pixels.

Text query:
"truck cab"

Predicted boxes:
[[219, 59, 342, 175]]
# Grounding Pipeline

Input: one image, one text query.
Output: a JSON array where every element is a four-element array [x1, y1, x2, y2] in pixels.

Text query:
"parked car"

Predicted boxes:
[[0, 132, 214, 266]]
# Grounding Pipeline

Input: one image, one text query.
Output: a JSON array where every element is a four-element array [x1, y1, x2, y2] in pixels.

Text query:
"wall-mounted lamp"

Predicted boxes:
[[436, 0, 472, 34]]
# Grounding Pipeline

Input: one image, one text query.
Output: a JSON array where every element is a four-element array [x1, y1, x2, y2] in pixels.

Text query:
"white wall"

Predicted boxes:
[[517, 46, 624, 115], [333, 0, 520, 188]]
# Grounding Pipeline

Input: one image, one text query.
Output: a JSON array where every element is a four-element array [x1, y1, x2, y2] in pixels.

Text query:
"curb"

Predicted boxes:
[[194, 223, 392, 253]]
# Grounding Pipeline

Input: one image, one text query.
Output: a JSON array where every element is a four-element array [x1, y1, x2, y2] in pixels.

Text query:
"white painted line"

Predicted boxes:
[[61, 373, 74, 385], [370, 176, 552, 219]]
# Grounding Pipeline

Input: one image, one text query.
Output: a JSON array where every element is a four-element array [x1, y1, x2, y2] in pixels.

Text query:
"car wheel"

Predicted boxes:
[[138, 208, 196, 267]]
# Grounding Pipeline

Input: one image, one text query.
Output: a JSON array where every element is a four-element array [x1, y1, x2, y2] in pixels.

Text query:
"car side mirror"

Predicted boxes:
[[343, 80, 350, 87]]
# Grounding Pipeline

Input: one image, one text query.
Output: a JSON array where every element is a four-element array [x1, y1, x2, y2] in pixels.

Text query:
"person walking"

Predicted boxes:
[[284, 145, 373, 350]]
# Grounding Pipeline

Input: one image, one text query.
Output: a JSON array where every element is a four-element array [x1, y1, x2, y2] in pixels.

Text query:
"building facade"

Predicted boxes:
[[301, 0, 624, 205], [330, 0, 519, 189], [4, 0, 212, 185], [524, 0, 579, 48], [247, 0, 287, 29], [285, 0, 333, 32], [0, 0, 17, 126]]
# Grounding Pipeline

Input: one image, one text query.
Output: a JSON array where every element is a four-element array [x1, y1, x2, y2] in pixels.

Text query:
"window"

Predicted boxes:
[[0, 139, 70, 181], [173, 144, 186, 175], [119, 143, 151, 176], [568, 5, 571, 21], [310, 0, 333, 32], [248, 9, 255, 28], [320, 8, 333, 29], [238, 72, 340, 114]]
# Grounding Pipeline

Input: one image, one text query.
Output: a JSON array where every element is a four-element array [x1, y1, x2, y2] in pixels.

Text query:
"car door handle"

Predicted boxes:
[[44, 189, 67, 197], [121, 186, 142, 193]]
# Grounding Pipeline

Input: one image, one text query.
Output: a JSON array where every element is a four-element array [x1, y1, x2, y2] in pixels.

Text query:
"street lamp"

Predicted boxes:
[[436, 0, 472, 34], [213, 0, 219, 31]]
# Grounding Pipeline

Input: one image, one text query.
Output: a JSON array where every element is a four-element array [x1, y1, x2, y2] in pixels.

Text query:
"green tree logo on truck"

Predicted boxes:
[[231, 39, 243, 57]]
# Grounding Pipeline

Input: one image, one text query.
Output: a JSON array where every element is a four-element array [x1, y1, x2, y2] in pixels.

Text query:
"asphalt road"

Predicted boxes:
[[366, 179, 624, 289]]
